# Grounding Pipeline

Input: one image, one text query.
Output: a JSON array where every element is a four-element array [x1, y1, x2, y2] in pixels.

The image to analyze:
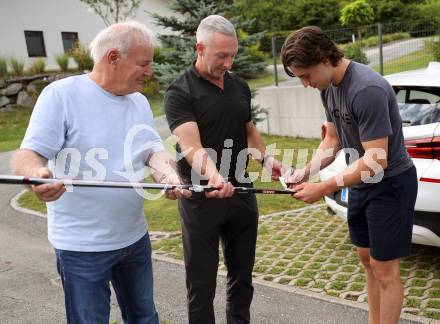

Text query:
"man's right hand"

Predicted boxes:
[[31, 168, 66, 202], [205, 173, 234, 199]]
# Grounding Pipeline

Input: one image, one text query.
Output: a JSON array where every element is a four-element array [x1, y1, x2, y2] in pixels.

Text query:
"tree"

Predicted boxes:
[[368, 0, 407, 23], [150, 0, 267, 87], [417, 0, 440, 25], [232, 0, 342, 34], [149, 0, 217, 87], [293, 0, 341, 30], [343, 42, 369, 64], [340, 0, 375, 40], [150, 0, 268, 124], [80, 0, 141, 26], [231, 0, 298, 33]]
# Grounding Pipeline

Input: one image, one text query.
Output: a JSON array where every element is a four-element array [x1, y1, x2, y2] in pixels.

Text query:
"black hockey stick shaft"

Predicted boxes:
[[0, 175, 294, 195]]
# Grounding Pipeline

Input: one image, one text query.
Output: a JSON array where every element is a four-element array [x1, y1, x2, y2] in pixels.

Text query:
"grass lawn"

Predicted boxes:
[[0, 105, 32, 152], [246, 71, 279, 90], [372, 50, 434, 75], [18, 189, 47, 214], [18, 134, 321, 232]]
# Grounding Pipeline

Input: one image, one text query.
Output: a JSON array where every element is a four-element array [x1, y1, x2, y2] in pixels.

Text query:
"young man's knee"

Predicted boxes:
[[369, 258, 401, 286]]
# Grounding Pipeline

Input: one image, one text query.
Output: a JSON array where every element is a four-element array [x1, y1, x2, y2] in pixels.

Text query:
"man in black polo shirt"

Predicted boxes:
[[164, 15, 287, 324]]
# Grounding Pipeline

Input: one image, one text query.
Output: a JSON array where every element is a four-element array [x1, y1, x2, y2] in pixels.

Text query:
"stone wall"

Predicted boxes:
[[0, 73, 75, 111]]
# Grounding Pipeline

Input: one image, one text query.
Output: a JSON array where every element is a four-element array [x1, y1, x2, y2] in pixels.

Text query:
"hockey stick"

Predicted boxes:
[[0, 175, 294, 195]]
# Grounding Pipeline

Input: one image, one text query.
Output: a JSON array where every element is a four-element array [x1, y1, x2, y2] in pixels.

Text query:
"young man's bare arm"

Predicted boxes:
[[292, 137, 388, 203], [291, 121, 341, 183]]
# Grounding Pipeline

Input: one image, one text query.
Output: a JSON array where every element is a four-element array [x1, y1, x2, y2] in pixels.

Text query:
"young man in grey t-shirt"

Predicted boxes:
[[281, 26, 417, 323]]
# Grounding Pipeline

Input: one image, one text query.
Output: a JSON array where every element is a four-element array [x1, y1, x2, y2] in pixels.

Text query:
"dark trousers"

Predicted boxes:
[[178, 193, 259, 324]]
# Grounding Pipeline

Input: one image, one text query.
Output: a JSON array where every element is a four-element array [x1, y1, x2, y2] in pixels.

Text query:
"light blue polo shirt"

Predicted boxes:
[[21, 74, 164, 252]]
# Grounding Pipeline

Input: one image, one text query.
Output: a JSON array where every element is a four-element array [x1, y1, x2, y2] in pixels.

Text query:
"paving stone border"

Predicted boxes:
[[10, 189, 182, 241]]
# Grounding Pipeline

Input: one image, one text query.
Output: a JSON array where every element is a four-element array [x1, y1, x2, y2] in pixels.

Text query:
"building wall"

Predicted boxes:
[[254, 86, 327, 139], [0, 0, 173, 70]]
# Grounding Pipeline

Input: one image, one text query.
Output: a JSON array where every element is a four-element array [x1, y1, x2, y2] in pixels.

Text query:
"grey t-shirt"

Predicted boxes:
[[321, 61, 413, 187]]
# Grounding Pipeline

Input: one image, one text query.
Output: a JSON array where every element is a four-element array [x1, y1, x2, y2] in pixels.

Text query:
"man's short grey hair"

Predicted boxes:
[[196, 15, 236, 44], [89, 21, 157, 63]]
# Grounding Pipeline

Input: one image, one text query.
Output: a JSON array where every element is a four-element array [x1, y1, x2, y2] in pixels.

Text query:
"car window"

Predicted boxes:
[[394, 87, 440, 126], [409, 90, 439, 103], [398, 103, 440, 126], [396, 89, 406, 103]]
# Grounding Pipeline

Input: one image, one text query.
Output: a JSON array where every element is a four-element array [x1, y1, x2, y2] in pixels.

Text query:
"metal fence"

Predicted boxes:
[[271, 21, 440, 86]]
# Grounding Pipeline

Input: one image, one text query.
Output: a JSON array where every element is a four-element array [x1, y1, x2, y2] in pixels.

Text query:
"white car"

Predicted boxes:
[[319, 62, 440, 247]]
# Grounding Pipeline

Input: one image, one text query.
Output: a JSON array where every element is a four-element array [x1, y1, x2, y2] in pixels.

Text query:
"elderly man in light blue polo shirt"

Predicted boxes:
[[10, 21, 190, 324]]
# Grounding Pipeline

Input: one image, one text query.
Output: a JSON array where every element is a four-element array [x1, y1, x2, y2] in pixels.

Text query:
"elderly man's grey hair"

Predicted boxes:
[[89, 21, 157, 63], [196, 15, 236, 44]]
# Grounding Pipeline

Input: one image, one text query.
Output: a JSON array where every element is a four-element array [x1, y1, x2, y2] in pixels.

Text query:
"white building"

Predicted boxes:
[[0, 0, 173, 70]]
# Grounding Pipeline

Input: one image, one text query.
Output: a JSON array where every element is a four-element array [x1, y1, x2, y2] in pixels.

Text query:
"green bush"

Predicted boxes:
[[383, 32, 411, 44], [28, 58, 46, 74], [141, 76, 161, 99], [408, 0, 440, 36], [246, 44, 267, 63], [232, 30, 267, 79], [70, 42, 94, 71], [361, 32, 410, 48], [251, 89, 268, 124], [426, 38, 440, 62], [10, 57, 24, 76], [153, 47, 166, 65], [344, 42, 369, 64], [339, 32, 411, 50], [55, 53, 70, 72], [27, 79, 50, 100], [0, 57, 7, 77]]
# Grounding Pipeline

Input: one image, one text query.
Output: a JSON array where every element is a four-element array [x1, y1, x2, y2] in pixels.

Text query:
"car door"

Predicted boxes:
[[395, 86, 440, 213]]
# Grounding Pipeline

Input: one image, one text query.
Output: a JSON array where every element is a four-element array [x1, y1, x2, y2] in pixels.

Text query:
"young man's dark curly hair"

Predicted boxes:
[[280, 26, 344, 77]]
